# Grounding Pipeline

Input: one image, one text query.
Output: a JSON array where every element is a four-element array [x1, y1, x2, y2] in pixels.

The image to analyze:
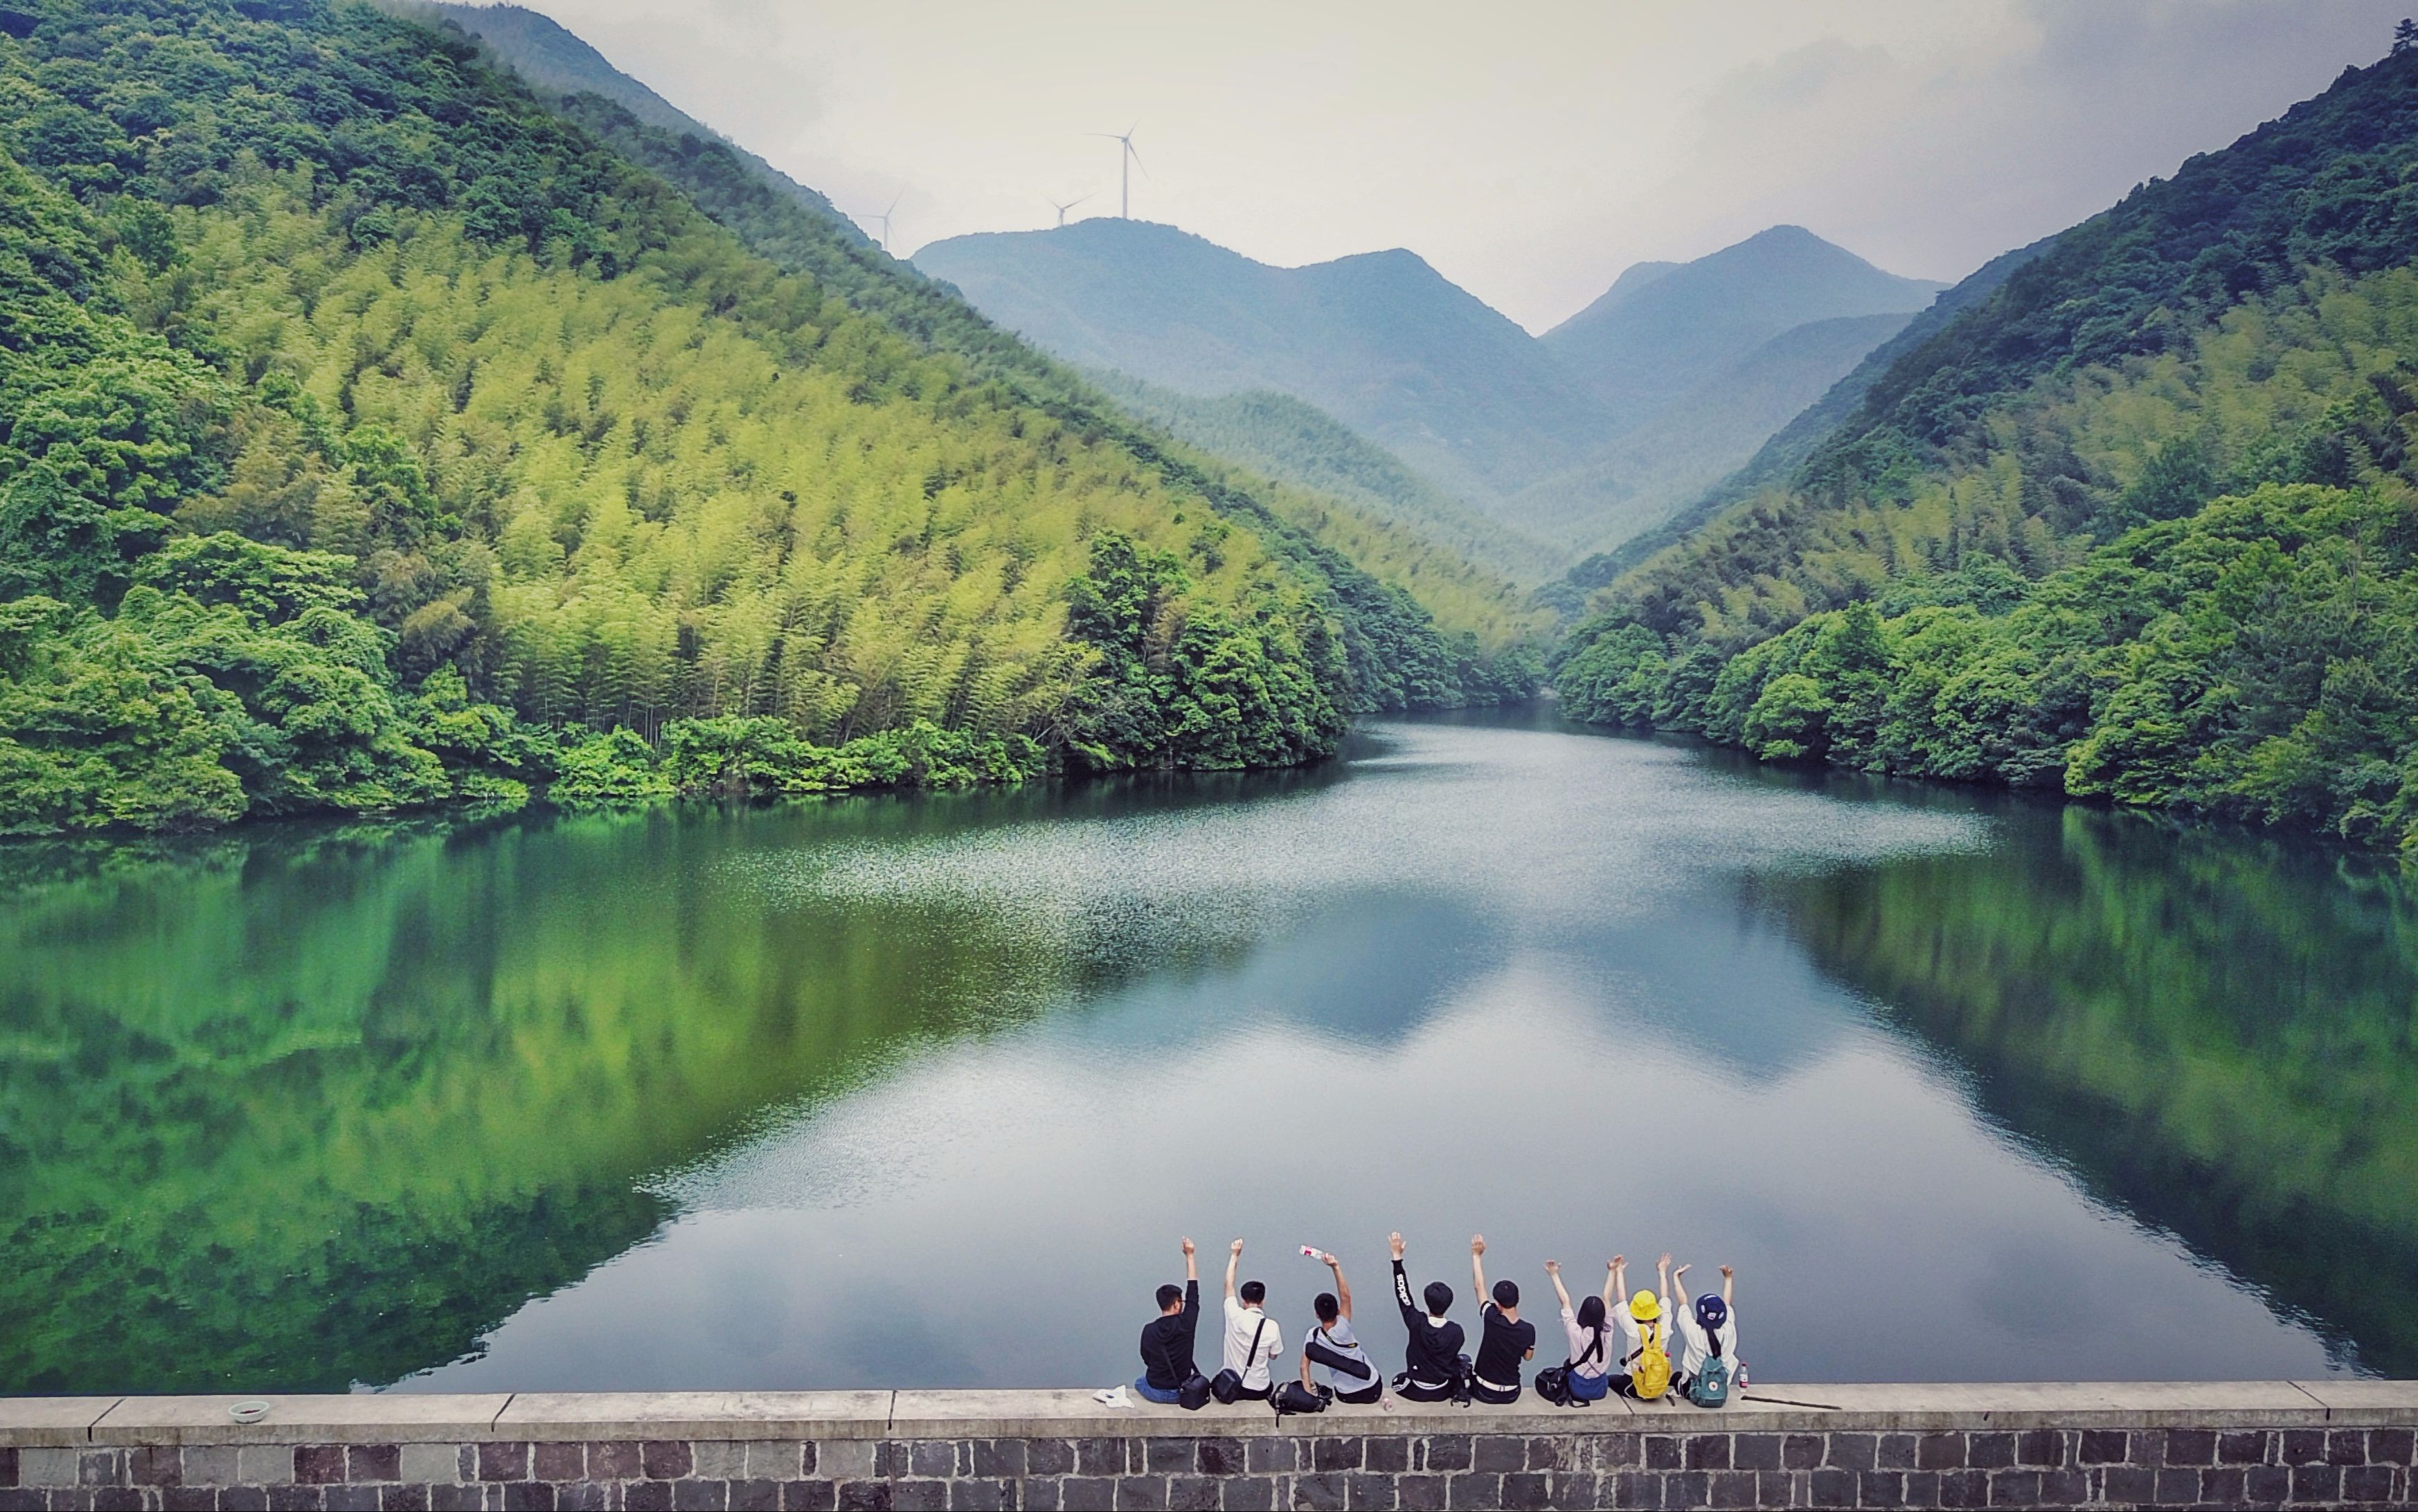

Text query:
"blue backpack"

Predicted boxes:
[[1687, 1339, 1731, 1407]]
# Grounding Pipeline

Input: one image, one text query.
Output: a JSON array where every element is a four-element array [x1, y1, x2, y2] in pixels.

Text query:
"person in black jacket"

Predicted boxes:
[[1386, 1231, 1467, 1402], [1135, 1237, 1200, 1404]]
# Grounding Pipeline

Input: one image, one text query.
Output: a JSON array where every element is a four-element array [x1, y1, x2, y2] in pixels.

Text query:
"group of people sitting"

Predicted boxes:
[[1136, 1234, 1742, 1413]]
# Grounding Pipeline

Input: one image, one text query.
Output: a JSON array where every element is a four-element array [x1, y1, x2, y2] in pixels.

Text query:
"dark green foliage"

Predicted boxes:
[[1560, 486, 2418, 857], [0, 0, 1525, 835], [1060, 532, 1345, 772], [1557, 46, 2418, 861], [535, 88, 1537, 714]]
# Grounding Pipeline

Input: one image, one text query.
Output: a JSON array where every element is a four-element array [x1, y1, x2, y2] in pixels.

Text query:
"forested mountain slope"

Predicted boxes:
[[1541, 236, 2056, 613], [1086, 374, 1565, 586], [0, 0, 1532, 837], [402, 1, 866, 244], [915, 219, 1606, 503], [1503, 310, 1916, 559], [1556, 46, 2418, 861]]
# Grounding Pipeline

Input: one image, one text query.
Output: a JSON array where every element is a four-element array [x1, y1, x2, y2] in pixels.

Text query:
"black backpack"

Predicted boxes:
[[1271, 1380, 1328, 1416]]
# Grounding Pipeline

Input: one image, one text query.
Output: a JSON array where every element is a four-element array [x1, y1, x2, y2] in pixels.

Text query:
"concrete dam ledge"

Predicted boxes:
[[2, 1383, 2414, 1510]]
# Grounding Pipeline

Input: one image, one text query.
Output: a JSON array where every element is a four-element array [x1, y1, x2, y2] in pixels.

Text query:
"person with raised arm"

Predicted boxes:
[[1219, 1238, 1282, 1402], [1610, 1253, 1676, 1400], [1134, 1237, 1202, 1405], [1542, 1258, 1618, 1404], [1467, 1234, 1534, 1404], [1296, 1247, 1383, 1405], [1672, 1261, 1744, 1407], [1386, 1231, 1467, 1402]]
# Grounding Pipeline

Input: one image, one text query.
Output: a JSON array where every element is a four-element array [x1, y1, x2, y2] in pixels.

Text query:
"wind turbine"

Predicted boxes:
[[1086, 123, 1145, 218], [1046, 192, 1093, 228], [856, 192, 902, 252]]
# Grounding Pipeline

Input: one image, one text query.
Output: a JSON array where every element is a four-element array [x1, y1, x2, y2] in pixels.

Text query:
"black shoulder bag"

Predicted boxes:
[[1210, 1315, 1268, 1405]]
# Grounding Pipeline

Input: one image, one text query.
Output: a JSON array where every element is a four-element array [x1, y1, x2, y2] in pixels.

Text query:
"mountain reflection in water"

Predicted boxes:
[[1, 711, 2403, 1392]]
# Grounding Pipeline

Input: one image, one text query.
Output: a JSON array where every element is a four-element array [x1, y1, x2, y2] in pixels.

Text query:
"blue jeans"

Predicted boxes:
[[1134, 1375, 1183, 1405]]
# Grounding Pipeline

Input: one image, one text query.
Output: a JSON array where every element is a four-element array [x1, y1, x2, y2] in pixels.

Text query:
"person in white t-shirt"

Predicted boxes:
[[1296, 1248, 1383, 1405], [1221, 1238, 1283, 1401], [1671, 1261, 1744, 1402]]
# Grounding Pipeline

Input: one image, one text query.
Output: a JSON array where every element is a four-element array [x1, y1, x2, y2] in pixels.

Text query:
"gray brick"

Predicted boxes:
[[885, 1486, 944, 1512], [398, 1450, 458, 1488], [161, 1491, 215, 1512], [1053, 1481, 1111, 1511], [1020, 1441, 1068, 1480], [553, 1489, 602, 1512], [476, 1448, 528, 1486], [1243, 1441, 1293, 1476], [79, 1455, 126, 1489], [1108, 1476, 1163, 1510], [237, 1452, 294, 1489], [687, 1451, 745, 1485], [944, 1481, 1012, 1512], [22, 1452, 82, 1491], [1360, 1441, 1408, 1477], [1220, 1478, 1277, 1512], [669, 1483, 726, 1512], [1443, 1475, 1499, 1510], [1606, 1470, 1659, 1509], [726, 1482, 778, 1512], [1161, 1476, 1217, 1512], [1703, 1471, 1755, 1511], [1392, 1476, 1445, 1512], [1075, 1443, 1122, 1479], [1876, 1434, 1916, 1471], [1915, 1434, 1962, 1471], [2244, 1465, 2290, 1505], [2344, 1465, 2399, 1502], [324, 1489, 380, 1512], [1344, 1470, 1397, 1511], [1414, 1440, 1464, 1475], [1309, 1440, 1361, 1474], [1496, 1473, 1548, 1509], [1681, 1438, 1728, 1472], [1471, 1439, 1523, 1475], [348, 1450, 401, 1487], [812, 1447, 868, 1488], [1642, 1438, 1681, 1473], [832, 1485, 888, 1512], [1140, 1441, 1188, 1477], [1822, 1435, 1872, 1474], [780, 1484, 834, 1512]]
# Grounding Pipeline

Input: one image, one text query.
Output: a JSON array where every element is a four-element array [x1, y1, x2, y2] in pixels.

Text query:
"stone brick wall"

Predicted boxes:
[[2, 1387, 2412, 1511]]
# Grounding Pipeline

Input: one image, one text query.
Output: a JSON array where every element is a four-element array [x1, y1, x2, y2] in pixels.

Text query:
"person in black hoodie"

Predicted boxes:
[[1386, 1231, 1467, 1402], [1134, 1237, 1200, 1404]]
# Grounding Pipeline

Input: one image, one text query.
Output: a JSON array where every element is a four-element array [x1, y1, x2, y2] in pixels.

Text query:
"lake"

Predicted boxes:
[[3, 708, 2413, 1395]]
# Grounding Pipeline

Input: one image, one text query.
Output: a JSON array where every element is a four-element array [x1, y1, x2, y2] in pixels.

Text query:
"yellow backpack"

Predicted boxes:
[[1630, 1320, 1672, 1399]]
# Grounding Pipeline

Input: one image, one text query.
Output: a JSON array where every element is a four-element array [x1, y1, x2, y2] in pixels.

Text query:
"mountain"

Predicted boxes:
[[1541, 224, 1945, 428], [1502, 309, 1917, 556], [1553, 45, 2418, 862], [0, 0, 1538, 836], [1087, 375, 1566, 586], [397, 1, 868, 245], [914, 219, 1608, 502]]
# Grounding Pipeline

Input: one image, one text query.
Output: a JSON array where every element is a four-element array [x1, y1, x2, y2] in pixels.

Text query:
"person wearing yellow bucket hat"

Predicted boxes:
[[1609, 1254, 1676, 1399]]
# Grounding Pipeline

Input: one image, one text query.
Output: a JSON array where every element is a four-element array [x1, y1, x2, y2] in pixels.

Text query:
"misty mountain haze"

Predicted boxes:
[[917, 217, 1944, 564], [914, 218, 1604, 505]]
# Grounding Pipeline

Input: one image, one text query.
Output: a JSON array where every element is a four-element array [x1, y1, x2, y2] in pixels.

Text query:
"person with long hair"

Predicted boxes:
[[1542, 1257, 1619, 1403]]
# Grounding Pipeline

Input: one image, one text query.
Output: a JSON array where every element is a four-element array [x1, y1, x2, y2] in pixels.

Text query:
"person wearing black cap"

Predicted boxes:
[[1467, 1234, 1534, 1404], [1386, 1231, 1467, 1402]]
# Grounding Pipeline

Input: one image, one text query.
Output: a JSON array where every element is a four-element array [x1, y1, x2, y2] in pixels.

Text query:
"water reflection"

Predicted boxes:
[[0, 715, 2406, 1392]]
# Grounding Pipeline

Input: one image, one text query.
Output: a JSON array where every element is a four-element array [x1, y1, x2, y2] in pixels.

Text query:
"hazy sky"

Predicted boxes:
[[493, 1, 2409, 332]]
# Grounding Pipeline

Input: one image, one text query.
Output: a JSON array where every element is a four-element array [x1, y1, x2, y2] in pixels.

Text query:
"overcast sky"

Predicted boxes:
[[490, 0, 2410, 332]]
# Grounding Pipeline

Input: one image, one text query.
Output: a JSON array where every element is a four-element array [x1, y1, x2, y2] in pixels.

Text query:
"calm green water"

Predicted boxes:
[[3, 709, 2414, 1393]]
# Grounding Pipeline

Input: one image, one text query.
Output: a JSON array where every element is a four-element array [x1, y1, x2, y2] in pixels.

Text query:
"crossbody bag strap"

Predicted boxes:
[[1245, 1314, 1268, 1371]]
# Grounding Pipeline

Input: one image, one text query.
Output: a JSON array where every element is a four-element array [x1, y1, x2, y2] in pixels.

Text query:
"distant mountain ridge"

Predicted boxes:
[[916, 219, 1604, 503], [917, 218, 1944, 564], [1542, 225, 1945, 426]]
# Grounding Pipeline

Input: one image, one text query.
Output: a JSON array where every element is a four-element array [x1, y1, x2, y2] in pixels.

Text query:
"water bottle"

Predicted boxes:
[[1301, 1245, 1327, 1263]]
